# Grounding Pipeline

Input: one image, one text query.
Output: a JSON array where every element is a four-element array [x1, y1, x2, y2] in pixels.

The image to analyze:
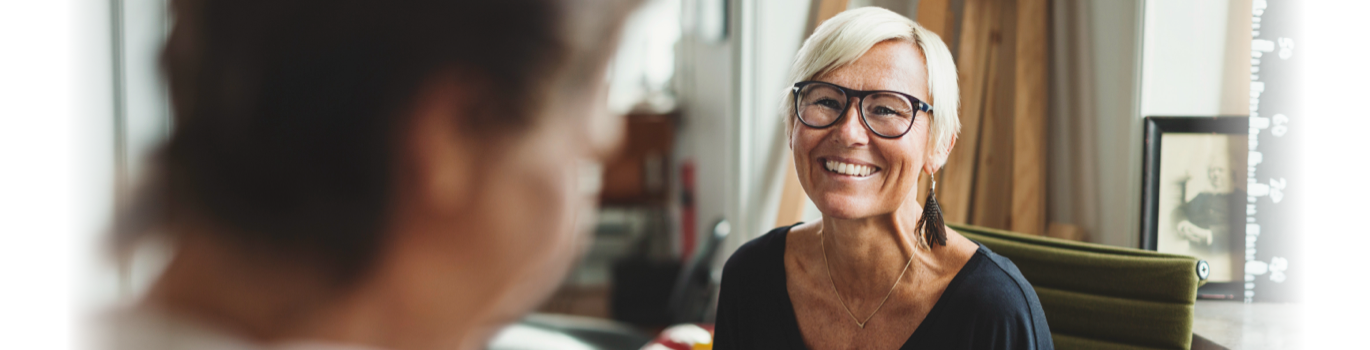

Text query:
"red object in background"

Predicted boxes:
[[679, 161, 696, 262], [642, 323, 714, 350]]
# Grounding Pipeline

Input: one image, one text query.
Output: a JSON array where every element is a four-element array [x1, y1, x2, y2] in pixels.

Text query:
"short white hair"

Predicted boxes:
[[783, 7, 960, 168]]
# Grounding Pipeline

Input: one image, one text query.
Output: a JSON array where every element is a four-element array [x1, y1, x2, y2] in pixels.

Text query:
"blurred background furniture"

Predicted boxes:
[[667, 219, 731, 324], [488, 314, 654, 350]]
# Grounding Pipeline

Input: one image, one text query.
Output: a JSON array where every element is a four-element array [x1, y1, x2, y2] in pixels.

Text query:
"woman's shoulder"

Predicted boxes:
[[974, 245, 1037, 290], [926, 243, 1054, 348], [936, 244, 1046, 319], [713, 224, 810, 349]]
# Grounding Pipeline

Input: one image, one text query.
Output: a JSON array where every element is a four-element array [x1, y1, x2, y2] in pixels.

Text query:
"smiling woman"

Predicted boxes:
[[712, 7, 1053, 350]]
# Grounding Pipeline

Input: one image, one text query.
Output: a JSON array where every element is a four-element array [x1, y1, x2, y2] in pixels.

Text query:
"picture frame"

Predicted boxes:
[[1140, 116, 1248, 299]]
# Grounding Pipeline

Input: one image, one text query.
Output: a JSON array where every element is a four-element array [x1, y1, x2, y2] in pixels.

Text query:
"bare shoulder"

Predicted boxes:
[[944, 225, 980, 255], [925, 225, 980, 275], [782, 221, 820, 265], [782, 221, 821, 257], [789, 221, 822, 239]]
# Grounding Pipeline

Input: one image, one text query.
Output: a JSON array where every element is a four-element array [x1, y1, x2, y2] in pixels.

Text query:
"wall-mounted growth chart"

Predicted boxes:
[[1245, 0, 1300, 303]]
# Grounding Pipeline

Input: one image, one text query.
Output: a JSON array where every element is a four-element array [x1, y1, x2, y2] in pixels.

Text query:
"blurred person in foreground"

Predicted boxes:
[[100, 0, 637, 349], [712, 8, 1051, 349]]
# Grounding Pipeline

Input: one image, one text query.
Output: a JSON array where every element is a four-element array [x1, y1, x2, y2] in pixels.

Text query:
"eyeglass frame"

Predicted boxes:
[[790, 80, 934, 139]]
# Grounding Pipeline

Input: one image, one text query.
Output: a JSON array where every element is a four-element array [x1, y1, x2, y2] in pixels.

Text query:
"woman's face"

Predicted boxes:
[[466, 80, 617, 324], [791, 41, 934, 220], [403, 70, 619, 343]]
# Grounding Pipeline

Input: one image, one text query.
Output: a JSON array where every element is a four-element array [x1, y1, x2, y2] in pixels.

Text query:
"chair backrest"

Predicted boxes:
[[951, 223, 1205, 350], [669, 219, 732, 323]]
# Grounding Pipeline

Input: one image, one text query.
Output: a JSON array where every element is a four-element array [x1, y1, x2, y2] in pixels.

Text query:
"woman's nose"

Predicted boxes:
[[831, 98, 869, 146]]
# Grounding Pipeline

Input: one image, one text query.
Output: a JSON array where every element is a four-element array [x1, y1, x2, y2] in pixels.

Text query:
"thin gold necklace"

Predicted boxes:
[[818, 226, 915, 329]]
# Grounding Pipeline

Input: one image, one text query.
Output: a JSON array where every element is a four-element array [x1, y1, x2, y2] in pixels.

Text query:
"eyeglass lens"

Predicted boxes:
[[796, 83, 915, 137]]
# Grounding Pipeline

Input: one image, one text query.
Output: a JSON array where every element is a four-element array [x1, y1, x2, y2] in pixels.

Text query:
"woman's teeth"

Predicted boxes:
[[825, 160, 875, 177]]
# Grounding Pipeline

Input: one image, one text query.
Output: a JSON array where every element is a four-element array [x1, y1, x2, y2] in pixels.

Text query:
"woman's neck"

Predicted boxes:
[[146, 233, 335, 342], [817, 200, 925, 299]]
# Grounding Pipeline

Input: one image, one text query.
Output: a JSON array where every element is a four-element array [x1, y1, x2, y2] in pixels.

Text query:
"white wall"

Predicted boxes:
[[673, 0, 809, 264], [732, 0, 811, 246], [115, 0, 172, 185], [1140, 0, 1236, 117], [673, 0, 738, 260]]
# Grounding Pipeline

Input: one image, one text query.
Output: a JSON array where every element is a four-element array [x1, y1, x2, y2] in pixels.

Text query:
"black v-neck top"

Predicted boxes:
[[712, 224, 1053, 350]]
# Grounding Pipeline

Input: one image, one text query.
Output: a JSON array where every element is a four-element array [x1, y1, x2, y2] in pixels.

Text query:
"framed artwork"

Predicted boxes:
[[1140, 116, 1247, 299]]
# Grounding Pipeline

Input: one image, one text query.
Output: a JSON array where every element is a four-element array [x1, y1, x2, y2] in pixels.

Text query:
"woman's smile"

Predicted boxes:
[[819, 156, 883, 179]]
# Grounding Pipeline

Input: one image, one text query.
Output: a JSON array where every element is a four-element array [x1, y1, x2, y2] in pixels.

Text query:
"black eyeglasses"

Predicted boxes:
[[791, 81, 933, 138]]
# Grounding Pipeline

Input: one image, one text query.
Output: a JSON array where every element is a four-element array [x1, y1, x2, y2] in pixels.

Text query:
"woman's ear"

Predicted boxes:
[[401, 76, 479, 217], [942, 136, 957, 161], [924, 135, 957, 174], [787, 117, 799, 150]]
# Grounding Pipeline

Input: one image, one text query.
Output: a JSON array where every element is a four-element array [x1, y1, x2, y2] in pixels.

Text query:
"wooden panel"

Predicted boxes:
[[915, 0, 951, 37], [937, 0, 1000, 224], [813, 0, 851, 28], [774, 154, 808, 227], [970, 0, 1015, 229], [1010, 0, 1049, 235]]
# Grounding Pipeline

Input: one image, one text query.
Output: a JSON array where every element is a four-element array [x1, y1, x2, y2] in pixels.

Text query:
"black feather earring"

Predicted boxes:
[[915, 171, 947, 248]]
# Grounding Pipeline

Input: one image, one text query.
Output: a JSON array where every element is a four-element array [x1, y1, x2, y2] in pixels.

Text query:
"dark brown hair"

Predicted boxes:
[[135, 0, 634, 285]]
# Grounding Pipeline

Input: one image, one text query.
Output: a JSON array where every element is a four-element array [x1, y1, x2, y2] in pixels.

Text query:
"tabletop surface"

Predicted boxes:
[[1192, 300, 1301, 349]]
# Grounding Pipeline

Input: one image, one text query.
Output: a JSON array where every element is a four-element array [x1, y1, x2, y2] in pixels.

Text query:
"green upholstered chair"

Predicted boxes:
[[951, 223, 1207, 350]]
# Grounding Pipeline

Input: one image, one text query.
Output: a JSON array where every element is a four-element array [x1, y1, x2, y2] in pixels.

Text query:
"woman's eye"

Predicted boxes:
[[873, 106, 898, 115], [816, 98, 842, 109]]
